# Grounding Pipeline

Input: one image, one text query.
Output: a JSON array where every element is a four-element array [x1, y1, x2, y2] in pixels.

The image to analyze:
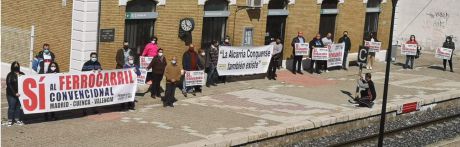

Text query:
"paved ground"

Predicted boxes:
[[1, 51, 460, 146]]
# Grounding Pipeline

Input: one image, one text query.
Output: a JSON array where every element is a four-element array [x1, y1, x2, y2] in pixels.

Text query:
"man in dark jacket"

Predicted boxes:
[[442, 36, 455, 72], [338, 31, 351, 70], [6, 61, 25, 126], [352, 73, 376, 108], [182, 44, 203, 97], [35, 43, 56, 73], [291, 32, 306, 74], [206, 40, 219, 87], [82, 52, 102, 71], [309, 33, 325, 74], [116, 41, 135, 69], [146, 49, 167, 99]]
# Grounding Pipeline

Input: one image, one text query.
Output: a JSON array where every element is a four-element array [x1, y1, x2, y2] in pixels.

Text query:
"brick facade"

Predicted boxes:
[[1, 0, 392, 72]]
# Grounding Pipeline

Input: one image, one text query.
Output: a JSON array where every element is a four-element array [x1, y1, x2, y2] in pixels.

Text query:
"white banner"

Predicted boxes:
[[365, 41, 382, 52], [401, 44, 418, 55], [295, 43, 309, 56], [18, 69, 138, 114], [312, 47, 329, 61], [435, 47, 453, 60], [327, 43, 345, 68], [137, 69, 148, 84], [185, 71, 206, 86], [139, 56, 153, 71], [217, 45, 273, 76]]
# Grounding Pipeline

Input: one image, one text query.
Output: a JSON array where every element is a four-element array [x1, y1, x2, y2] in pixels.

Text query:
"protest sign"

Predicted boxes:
[[435, 47, 453, 60], [327, 43, 345, 67], [365, 41, 382, 53], [312, 47, 329, 61], [139, 56, 153, 71], [401, 44, 418, 55], [294, 43, 309, 56], [217, 45, 273, 76], [137, 69, 148, 84], [185, 70, 206, 86], [18, 69, 138, 114]]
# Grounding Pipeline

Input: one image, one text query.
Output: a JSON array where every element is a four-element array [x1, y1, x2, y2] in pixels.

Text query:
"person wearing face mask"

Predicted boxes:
[[309, 33, 325, 74], [321, 33, 333, 72], [219, 36, 231, 83], [116, 41, 135, 69], [82, 52, 102, 71], [39, 62, 60, 121], [146, 49, 167, 99], [338, 31, 351, 70], [442, 36, 455, 72], [164, 56, 182, 107], [404, 35, 418, 70], [365, 32, 379, 70], [197, 48, 207, 93], [81, 52, 102, 116], [206, 40, 219, 87], [6, 61, 25, 126], [122, 55, 141, 110], [142, 36, 159, 57], [36, 43, 56, 74], [268, 38, 283, 80], [182, 44, 203, 97]]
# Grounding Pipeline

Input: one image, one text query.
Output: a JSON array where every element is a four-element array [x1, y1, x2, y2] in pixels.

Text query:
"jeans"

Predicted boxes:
[[7, 95, 22, 121], [207, 66, 217, 85], [182, 75, 194, 93], [292, 56, 302, 72], [343, 50, 349, 69], [405, 55, 415, 69], [164, 83, 177, 105], [151, 73, 163, 97], [268, 57, 278, 77]]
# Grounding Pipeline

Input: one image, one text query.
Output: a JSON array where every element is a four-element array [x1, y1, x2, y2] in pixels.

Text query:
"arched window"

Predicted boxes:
[[319, 0, 339, 40], [364, 0, 381, 39], [202, 0, 229, 48], [126, 0, 157, 12]]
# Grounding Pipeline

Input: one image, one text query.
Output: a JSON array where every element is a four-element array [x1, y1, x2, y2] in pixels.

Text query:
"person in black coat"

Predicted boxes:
[[442, 36, 455, 72], [309, 33, 325, 74], [291, 32, 306, 74], [39, 62, 60, 121], [36, 43, 56, 74], [81, 52, 101, 116], [338, 31, 351, 70], [353, 73, 376, 108], [6, 61, 25, 126]]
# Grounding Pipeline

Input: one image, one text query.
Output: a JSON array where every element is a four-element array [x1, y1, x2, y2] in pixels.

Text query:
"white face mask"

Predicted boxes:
[[50, 67, 56, 71], [158, 53, 163, 56], [151, 41, 156, 44], [91, 57, 97, 62], [171, 60, 177, 64], [201, 52, 205, 56], [128, 60, 134, 64]]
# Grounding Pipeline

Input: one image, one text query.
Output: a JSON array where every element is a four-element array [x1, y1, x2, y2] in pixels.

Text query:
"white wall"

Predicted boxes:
[[394, 0, 460, 51]]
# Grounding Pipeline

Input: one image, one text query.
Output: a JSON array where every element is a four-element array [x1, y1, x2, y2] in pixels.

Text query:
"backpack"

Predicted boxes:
[[415, 46, 422, 59]]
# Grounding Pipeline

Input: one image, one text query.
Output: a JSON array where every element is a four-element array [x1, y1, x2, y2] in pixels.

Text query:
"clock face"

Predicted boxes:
[[180, 19, 193, 31]]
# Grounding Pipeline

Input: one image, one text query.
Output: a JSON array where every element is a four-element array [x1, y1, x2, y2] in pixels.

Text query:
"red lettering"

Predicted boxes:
[[65, 75, 72, 90], [72, 75, 80, 89], [110, 72, 117, 86], [117, 71, 124, 85], [103, 73, 110, 86], [23, 78, 38, 111], [89, 74, 96, 88], [124, 71, 129, 84], [81, 74, 88, 89], [39, 82, 46, 110], [128, 70, 134, 83], [59, 76, 65, 90], [96, 73, 103, 87]]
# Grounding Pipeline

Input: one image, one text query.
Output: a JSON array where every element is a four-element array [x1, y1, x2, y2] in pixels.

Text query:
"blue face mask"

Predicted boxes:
[[44, 49, 50, 54]]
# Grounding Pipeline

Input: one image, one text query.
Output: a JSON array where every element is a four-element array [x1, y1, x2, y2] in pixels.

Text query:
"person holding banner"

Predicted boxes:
[[197, 48, 208, 92], [164, 56, 182, 107], [442, 36, 455, 72], [338, 31, 351, 70], [291, 32, 306, 74], [122, 55, 141, 110], [206, 40, 219, 87], [39, 62, 60, 121], [81, 52, 102, 115], [322, 33, 333, 72], [142, 36, 159, 84], [182, 44, 203, 97], [268, 38, 283, 80], [365, 32, 379, 70], [309, 33, 325, 74], [6, 61, 25, 126], [146, 49, 167, 99], [404, 35, 418, 69], [116, 41, 135, 69]]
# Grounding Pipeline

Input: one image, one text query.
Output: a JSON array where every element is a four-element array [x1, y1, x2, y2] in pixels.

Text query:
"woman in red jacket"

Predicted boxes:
[[405, 35, 418, 69]]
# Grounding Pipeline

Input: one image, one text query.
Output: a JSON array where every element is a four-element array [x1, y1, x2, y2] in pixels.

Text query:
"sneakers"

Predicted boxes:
[[7, 121, 13, 127], [15, 120, 24, 126]]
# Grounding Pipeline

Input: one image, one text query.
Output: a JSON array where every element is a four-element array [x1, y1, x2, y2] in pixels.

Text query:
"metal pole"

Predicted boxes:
[[378, 0, 398, 146], [30, 25, 35, 75]]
